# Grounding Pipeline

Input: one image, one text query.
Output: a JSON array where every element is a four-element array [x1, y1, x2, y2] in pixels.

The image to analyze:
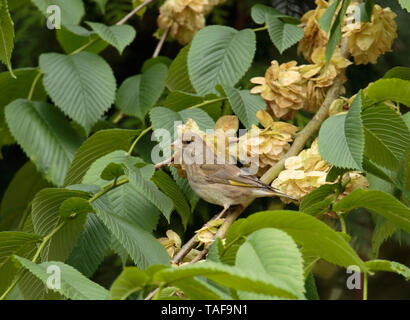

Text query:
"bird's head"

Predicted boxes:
[[172, 131, 215, 165]]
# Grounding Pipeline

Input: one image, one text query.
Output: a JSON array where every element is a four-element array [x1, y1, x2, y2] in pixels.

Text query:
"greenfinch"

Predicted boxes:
[[171, 131, 297, 219]]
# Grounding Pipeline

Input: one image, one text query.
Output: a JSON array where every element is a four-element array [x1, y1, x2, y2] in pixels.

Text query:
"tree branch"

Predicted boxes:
[[116, 0, 155, 26]]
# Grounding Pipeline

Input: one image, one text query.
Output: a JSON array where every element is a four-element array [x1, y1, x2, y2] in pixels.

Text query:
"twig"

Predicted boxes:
[[116, 0, 154, 26], [144, 288, 159, 300], [153, 28, 169, 58]]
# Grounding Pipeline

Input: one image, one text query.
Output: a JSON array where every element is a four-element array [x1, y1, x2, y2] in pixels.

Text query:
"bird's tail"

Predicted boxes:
[[265, 185, 298, 201]]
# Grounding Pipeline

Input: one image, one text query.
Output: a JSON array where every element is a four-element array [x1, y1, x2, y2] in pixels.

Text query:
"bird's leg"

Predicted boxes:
[[214, 204, 230, 220]]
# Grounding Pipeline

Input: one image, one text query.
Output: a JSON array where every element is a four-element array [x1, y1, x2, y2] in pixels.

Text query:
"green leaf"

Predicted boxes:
[[56, 25, 108, 55], [171, 277, 233, 300], [166, 45, 194, 93], [32, 0, 85, 26], [251, 4, 283, 24], [14, 256, 109, 300], [300, 184, 337, 216], [153, 261, 301, 299], [152, 170, 191, 228], [362, 104, 410, 170], [318, 92, 364, 170], [0, 232, 42, 295], [92, 197, 170, 269], [0, 68, 46, 107], [398, 0, 410, 12], [66, 214, 111, 277], [39, 52, 116, 132], [325, 0, 350, 62], [318, 114, 360, 170], [5, 100, 83, 186], [367, 78, 410, 107], [365, 259, 410, 280], [319, 0, 341, 33], [266, 14, 304, 54], [100, 162, 125, 181], [223, 86, 265, 129], [142, 56, 172, 72], [32, 188, 89, 261], [304, 273, 320, 300], [383, 66, 410, 81], [110, 267, 150, 300], [225, 210, 368, 272], [0, 162, 51, 231], [0, 0, 15, 77], [358, 0, 374, 23], [86, 22, 136, 54], [344, 92, 364, 170], [92, 0, 108, 13], [125, 164, 174, 222], [188, 26, 256, 95], [116, 64, 168, 120], [235, 228, 305, 299], [64, 129, 139, 186], [59, 197, 93, 219], [170, 166, 199, 212], [333, 189, 410, 234], [163, 91, 203, 112], [150, 106, 215, 142]]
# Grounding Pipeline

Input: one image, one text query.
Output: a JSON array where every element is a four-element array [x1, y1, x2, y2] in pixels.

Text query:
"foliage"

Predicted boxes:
[[0, 0, 409, 301]]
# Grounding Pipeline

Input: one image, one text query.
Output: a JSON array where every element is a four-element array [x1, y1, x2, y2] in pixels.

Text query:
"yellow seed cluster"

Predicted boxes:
[[157, 0, 225, 44], [298, 0, 397, 65], [237, 110, 298, 168], [250, 48, 351, 119], [271, 138, 367, 203]]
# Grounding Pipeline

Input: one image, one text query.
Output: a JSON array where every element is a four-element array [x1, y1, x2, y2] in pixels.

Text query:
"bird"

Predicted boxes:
[[170, 131, 297, 219]]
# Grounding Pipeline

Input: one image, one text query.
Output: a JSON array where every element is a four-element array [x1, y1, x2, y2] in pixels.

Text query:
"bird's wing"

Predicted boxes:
[[199, 164, 271, 189]]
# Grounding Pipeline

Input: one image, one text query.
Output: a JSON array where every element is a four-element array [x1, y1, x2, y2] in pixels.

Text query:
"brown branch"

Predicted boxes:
[[153, 28, 170, 58], [116, 0, 154, 26]]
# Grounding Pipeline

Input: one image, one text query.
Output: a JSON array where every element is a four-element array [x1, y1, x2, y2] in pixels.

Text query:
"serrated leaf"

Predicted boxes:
[[39, 52, 116, 132], [150, 106, 215, 142], [398, 0, 410, 12], [92, 197, 170, 269], [333, 189, 410, 234], [66, 214, 111, 277], [365, 259, 410, 280], [116, 64, 168, 120], [56, 25, 108, 55], [318, 114, 360, 170], [344, 92, 364, 170], [166, 45, 194, 93], [225, 210, 368, 272], [235, 228, 305, 300], [86, 22, 136, 54], [0, 232, 42, 295], [14, 256, 109, 300], [125, 164, 174, 222], [170, 166, 199, 212], [300, 184, 337, 216], [32, 188, 89, 262], [152, 170, 191, 228], [172, 277, 233, 300], [142, 56, 172, 72], [367, 78, 410, 107], [153, 261, 300, 299], [100, 162, 125, 181], [32, 0, 85, 26], [318, 0, 341, 33], [188, 26, 256, 95], [362, 104, 410, 170], [383, 66, 410, 80], [266, 14, 304, 54], [64, 129, 139, 186], [5, 100, 83, 186], [0, 0, 15, 77], [163, 91, 203, 112], [251, 4, 283, 24], [223, 86, 265, 129], [110, 267, 149, 300], [0, 162, 51, 231], [59, 197, 93, 219]]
